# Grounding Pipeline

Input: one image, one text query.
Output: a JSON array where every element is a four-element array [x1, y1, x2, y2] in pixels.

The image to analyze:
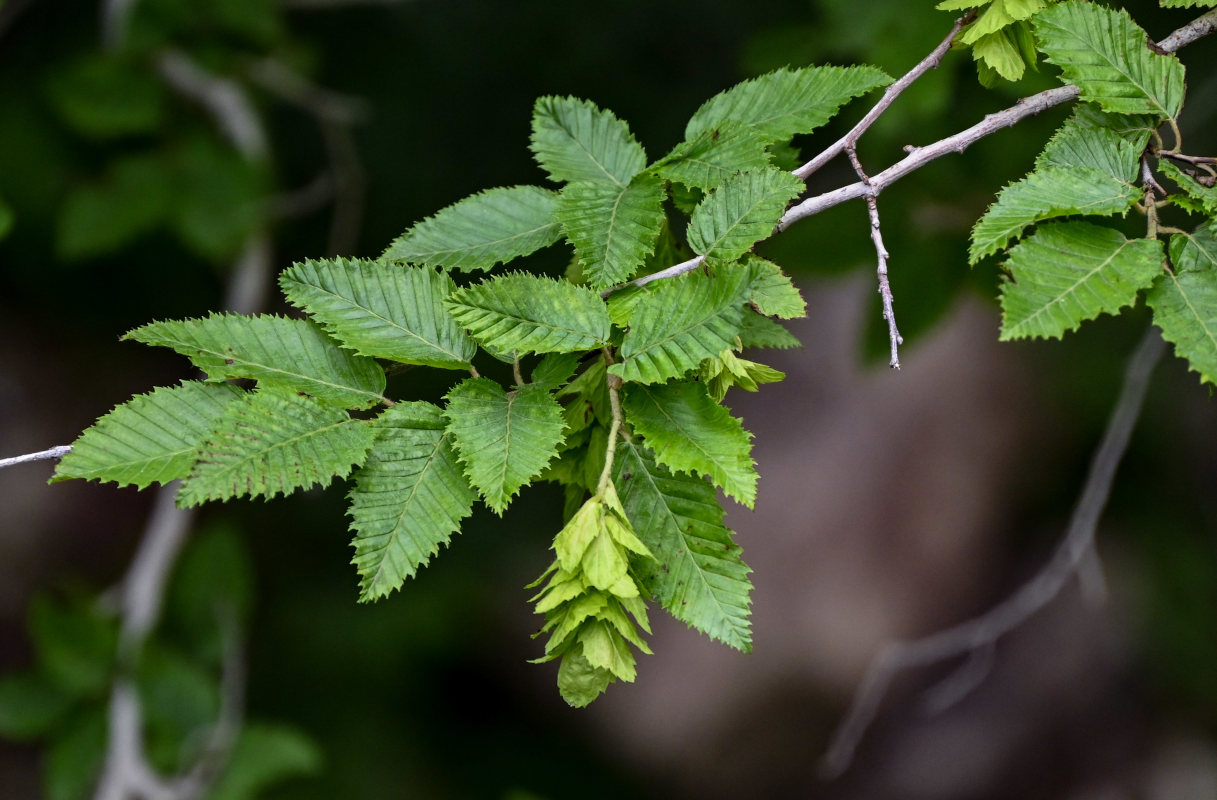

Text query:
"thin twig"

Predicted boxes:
[[793, 10, 976, 182], [847, 146, 902, 368], [0, 445, 72, 470], [601, 9, 1217, 299], [820, 327, 1166, 779], [783, 8, 1217, 231]]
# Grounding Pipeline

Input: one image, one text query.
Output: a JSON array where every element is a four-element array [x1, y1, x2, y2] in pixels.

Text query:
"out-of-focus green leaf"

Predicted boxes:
[[45, 55, 166, 138], [0, 672, 74, 741], [44, 708, 105, 800], [56, 155, 174, 260], [208, 724, 323, 800], [29, 596, 117, 697]]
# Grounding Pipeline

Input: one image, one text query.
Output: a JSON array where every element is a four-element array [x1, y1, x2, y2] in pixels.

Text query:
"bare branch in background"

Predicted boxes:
[[248, 58, 369, 255], [820, 327, 1167, 779]]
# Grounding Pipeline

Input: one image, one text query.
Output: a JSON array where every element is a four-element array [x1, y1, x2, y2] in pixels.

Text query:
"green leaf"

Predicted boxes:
[[348, 402, 477, 601], [0, 672, 74, 740], [1034, 1, 1186, 118], [279, 259, 475, 369], [177, 390, 374, 507], [1035, 121, 1144, 179], [1158, 0, 1216, 8], [531, 352, 584, 389], [137, 646, 219, 770], [167, 524, 255, 645], [650, 121, 774, 192], [209, 724, 322, 800], [530, 96, 646, 186], [557, 175, 666, 289], [382, 186, 561, 271], [125, 314, 386, 409], [1159, 160, 1217, 216], [445, 379, 566, 514], [968, 167, 1138, 263], [45, 55, 166, 138], [29, 595, 118, 697], [53, 382, 244, 489], [738, 311, 801, 350], [687, 168, 803, 263], [1148, 224, 1217, 384], [970, 30, 1027, 82], [685, 65, 891, 143], [0, 195, 12, 242], [623, 381, 757, 508], [445, 273, 611, 354], [169, 135, 266, 263], [746, 256, 806, 318], [45, 708, 105, 800], [610, 268, 749, 384], [999, 221, 1163, 340], [614, 439, 752, 651], [556, 644, 614, 708], [56, 155, 173, 259], [579, 620, 636, 681]]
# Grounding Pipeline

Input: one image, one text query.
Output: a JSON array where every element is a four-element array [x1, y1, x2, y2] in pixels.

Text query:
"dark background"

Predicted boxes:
[[1, 1, 1216, 797]]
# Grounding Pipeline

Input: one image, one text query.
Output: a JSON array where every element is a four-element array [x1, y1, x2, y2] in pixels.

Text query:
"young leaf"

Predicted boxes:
[[685, 65, 891, 143], [1148, 224, 1217, 385], [610, 268, 749, 385], [687, 168, 804, 264], [556, 644, 614, 708], [53, 382, 243, 489], [1034, 1, 1185, 118], [530, 96, 646, 186], [999, 221, 1163, 340], [968, 167, 1138, 263], [1158, 160, 1217, 217], [614, 439, 752, 651], [279, 259, 475, 370], [650, 121, 774, 192], [444, 378, 566, 514], [1158, 0, 1217, 6], [348, 402, 477, 601], [125, 314, 386, 409], [746, 256, 806, 319], [531, 352, 584, 390], [382, 186, 561, 271], [622, 380, 757, 508], [177, 390, 374, 507], [445, 272, 611, 355], [556, 175, 665, 289]]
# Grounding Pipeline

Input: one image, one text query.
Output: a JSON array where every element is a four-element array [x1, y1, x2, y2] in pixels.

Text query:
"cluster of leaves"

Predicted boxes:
[[50, 0, 1217, 710], [961, 1, 1217, 387], [0, 528, 319, 800], [939, 0, 1061, 85], [54, 63, 895, 704]]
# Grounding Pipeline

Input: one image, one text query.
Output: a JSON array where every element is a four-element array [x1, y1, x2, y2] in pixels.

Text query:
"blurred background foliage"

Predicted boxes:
[[0, 0, 1215, 798]]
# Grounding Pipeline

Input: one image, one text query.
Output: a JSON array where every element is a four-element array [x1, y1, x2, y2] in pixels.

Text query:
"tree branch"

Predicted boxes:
[[612, 8, 1217, 295], [820, 327, 1167, 779], [0, 445, 72, 470], [793, 10, 976, 182], [847, 146, 902, 368]]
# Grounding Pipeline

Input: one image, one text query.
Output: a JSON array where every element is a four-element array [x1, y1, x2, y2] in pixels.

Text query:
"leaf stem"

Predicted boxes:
[[598, 348, 625, 493], [512, 353, 525, 386]]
